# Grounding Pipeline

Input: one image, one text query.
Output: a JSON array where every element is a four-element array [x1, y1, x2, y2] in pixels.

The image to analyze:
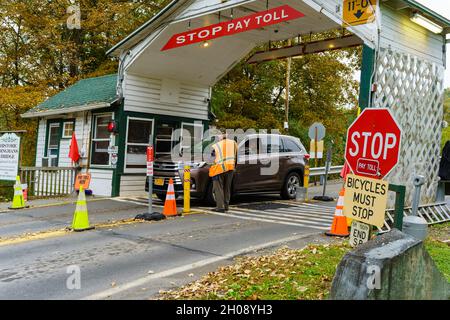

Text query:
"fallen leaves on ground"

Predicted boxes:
[[159, 243, 350, 300]]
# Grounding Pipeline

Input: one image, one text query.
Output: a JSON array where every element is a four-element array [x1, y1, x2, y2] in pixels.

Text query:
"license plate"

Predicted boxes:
[[154, 178, 164, 186]]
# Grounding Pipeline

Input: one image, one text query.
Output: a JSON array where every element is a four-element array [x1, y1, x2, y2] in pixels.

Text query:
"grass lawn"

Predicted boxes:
[[160, 222, 449, 300], [160, 243, 350, 300], [425, 222, 450, 281]]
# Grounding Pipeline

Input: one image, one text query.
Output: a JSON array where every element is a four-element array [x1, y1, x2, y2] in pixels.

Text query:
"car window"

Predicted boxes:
[[242, 138, 259, 155], [260, 136, 282, 154], [282, 138, 302, 153]]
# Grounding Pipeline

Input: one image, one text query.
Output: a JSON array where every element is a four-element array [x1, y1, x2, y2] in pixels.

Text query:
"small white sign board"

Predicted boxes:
[[349, 220, 371, 247], [0, 133, 20, 181], [146, 161, 154, 177]]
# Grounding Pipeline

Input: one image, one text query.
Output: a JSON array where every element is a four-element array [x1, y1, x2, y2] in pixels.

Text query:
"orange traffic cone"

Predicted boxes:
[[325, 188, 350, 237], [163, 178, 178, 217]]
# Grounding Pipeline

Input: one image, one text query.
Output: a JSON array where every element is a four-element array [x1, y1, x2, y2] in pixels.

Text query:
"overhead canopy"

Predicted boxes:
[[112, 0, 369, 86], [105, 0, 450, 87], [22, 74, 118, 118]]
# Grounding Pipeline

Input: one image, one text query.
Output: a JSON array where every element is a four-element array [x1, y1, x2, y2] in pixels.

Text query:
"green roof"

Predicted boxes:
[[24, 74, 117, 116]]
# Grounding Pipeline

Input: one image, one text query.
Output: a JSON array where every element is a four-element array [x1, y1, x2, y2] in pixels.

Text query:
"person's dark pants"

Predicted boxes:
[[213, 171, 234, 210]]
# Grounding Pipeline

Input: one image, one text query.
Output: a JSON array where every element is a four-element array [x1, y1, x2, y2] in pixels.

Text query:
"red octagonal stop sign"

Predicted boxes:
[[345, 108, 402, 179]]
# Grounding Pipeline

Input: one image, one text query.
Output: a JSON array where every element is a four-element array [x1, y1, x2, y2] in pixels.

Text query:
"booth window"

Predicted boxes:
[[62, 121, 74, 138], [91, 113, 112, 166], [125, 117, 154, 172], [47, 123, 60, 158]]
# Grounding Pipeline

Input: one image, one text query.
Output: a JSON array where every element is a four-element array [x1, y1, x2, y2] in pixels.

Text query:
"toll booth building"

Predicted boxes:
[[21, 73, 210, 197], [22, 0, 449, 204]]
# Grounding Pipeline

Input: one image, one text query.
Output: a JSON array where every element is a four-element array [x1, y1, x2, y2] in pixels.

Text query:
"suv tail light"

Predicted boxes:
[[304, 154, 310, 161]]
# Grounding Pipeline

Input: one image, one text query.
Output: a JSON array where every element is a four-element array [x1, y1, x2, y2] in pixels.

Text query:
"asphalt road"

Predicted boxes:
[[0, 185, 340, 300]]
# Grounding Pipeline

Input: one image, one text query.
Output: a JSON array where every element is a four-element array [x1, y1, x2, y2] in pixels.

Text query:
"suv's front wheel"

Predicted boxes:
[[281, 172, 302, 200]]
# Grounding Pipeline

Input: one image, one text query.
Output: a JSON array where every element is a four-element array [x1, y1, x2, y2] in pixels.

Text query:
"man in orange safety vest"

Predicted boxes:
[[209, 133, 238, 212]]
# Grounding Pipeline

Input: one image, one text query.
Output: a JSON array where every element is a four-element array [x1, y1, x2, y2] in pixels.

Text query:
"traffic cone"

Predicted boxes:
[[9, 176, 28, 209], [71, 186, 94, 232], [325, 188, 350, 237], [163, 178, 178, 217]]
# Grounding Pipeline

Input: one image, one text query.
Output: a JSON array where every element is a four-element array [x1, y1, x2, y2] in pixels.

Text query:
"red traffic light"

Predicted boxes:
[[107, 120, 118, 133]]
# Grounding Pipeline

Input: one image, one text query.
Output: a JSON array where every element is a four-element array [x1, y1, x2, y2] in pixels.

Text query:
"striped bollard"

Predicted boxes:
[[303, 164, 310, 202], [183, 165, 191, 214]]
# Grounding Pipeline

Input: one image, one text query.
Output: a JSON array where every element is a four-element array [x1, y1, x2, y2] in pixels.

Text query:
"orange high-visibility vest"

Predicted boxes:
[[209, 139, 237, 177]]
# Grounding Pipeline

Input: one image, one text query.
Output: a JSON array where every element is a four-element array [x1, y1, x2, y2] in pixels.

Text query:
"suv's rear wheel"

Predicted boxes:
[[281, 172, 302, 200]]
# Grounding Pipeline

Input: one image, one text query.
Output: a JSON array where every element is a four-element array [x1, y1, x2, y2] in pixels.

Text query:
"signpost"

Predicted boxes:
[[0, 133, 21, 181], [146, 144, 154, 214], [343, 173, 389, 228], [349, 220, 371, 247], [136, 136, 165, 221], [74, 173, 91, 191], [313, 143, 334, 201], [309, 122, 326, 185], [343, 108, 402, 245], [345, 108, 402, 179], [308, 122, 325, 159], [342, 0, 378, 27], [308, 122, 326, 141]]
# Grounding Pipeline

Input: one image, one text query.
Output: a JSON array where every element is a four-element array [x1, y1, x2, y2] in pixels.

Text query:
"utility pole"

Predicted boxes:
[[284, 39, 292, 133]]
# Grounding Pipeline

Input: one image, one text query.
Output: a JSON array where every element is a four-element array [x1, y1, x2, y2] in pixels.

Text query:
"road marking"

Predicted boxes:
[[113, 198, 163, 208], [223, 209, 330, 229], [207, 203, 335, 230], [115, 197, 334, 230], [82, 232, 320, 300]]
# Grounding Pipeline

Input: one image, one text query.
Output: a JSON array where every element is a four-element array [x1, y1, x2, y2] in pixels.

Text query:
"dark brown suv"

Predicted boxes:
[[147, 134, 308, 205]]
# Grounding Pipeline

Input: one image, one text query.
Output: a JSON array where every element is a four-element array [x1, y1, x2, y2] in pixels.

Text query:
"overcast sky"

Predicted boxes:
[[416, 0, 450, 88]]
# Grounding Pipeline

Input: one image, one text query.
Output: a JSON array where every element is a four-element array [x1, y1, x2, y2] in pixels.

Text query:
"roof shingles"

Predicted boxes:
[[26, 74, 117, 114]]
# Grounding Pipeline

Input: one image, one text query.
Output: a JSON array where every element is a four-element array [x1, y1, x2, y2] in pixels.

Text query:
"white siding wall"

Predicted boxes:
[[123, 73, 210, 120], [34, 112, 113, 197], [78, 112, 92, 168], [379, 4, 444, 65], [119, 175, 147, 197], [35, 112, 93, 168], [89, 169, 113, 197], [58, 113, 92, 167], [35, 119, 46, 167]]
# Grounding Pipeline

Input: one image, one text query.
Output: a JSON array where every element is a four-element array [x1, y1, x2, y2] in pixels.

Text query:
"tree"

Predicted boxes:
[[0, 85, 51, 166], [0, 0, 170, 165], [212, 37, 361, 164], [0, 0, 170, 88]]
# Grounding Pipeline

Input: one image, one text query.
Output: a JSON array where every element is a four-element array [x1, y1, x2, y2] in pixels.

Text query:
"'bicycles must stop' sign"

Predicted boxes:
[[345, 108, 402, 179]]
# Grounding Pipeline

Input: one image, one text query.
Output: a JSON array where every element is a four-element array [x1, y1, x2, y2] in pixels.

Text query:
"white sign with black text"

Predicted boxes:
[[0, 133, 20, 181], [349, 220, 371, 247]]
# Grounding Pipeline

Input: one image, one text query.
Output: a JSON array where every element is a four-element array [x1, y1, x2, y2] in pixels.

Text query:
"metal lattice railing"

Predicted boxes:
[[373, 48, 445, 206], [380, 202, 450, 233]]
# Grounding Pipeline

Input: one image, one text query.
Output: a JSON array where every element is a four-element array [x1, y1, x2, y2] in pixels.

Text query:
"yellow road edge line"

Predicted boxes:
[[0, 197, 112, 214], [0, 218, 155, 247]]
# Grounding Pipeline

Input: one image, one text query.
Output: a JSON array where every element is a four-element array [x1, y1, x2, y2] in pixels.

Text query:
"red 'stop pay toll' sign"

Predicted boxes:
[[345, 108, 402, 179], [162, 5, 304, 51]]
